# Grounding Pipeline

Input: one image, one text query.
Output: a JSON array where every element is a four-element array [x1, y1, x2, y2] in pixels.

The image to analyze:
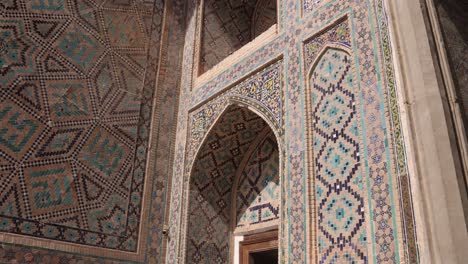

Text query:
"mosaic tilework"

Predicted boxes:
[[186, 106, 269, 264], [0, 0, 164, 258], [200, 0, 256, 73], [0, 243, 128, 264], [188, 60, 283, 165], [374, 0, 419, 261], [304, 20, 351, 68], [200, 0, 277, 73], [302, 3, 417, 263], [166, 0, 419, 263], [143, 0, 187, 263], [303, 0, 329, 14], [235, 131, 280, 233], [165, 1, 199, 262], [305, 41, 367, 261]]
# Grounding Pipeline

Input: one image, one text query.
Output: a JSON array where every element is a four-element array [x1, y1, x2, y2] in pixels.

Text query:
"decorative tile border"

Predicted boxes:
[[187, 60, 284, 168], [373, 0, 418, 262], [0, 0, 173, 263], [167, 1, 418, 264], [303, 18, 368, 263]]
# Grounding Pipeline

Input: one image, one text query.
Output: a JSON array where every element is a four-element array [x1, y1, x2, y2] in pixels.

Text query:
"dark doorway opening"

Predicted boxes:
[[249, 249, 278, 264], [239, 230, 278, 264]]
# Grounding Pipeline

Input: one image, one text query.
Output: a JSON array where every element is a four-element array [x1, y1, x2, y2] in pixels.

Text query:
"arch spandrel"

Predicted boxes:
[[187, 60, 284, 171], [303, 19, 352, 72]]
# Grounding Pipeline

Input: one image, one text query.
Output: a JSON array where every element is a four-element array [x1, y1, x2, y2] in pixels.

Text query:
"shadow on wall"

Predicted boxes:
[[438, 0, 468, 43], [200, 0, 277, 73], [436, 0, 468, 125]]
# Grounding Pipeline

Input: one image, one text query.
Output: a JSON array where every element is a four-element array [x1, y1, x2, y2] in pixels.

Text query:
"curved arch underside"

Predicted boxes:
[[186, 105, 280, 263], [235, 130, 280, 233], [200, 0, 277, 73]]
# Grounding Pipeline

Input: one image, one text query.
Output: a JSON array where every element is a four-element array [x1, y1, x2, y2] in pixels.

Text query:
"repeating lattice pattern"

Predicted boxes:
[[186, 106, 270, 264], [165, 0, 421, 262], [200, 0, 277, 73], [0, 0, 163, 253], [235, 131, 280, 232]]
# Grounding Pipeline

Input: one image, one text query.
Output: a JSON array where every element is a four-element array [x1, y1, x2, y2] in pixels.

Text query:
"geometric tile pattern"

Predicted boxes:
[[307, 47, 367, 263], [164, 0, 419, 264], [252, 0, 277, 38], [303, 0, 330, 13], [0, 0, 163, 255], [186, 106, 269, 264], [143, 1, 186, 262], [304, 20, 351, 69], [235, 131, 280, 233], [200, 0, 277, 73], [188, 61, 283, 166], [300, 5, 419, 263], [374, 1, 419, 262], [166, 0, 205, 261]]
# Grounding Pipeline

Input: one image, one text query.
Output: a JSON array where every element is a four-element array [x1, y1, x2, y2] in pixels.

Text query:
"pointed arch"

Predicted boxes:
[[305, 44, 353, 79], [229, 127, 280, 233], [304, 46, 368, 263], [187, 95, 283, 174], [183, 102, 283, 264]]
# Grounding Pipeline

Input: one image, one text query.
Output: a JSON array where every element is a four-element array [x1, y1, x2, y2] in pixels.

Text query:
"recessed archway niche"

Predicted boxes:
[[199, 0, 278, 75], [185, 105, 281, 264]]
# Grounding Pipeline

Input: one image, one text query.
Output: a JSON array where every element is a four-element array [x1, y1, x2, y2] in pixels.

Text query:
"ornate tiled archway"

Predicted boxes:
[[167, 0, 423, 262], [179, 58, 284, 263], [185, 105, 281, 263]]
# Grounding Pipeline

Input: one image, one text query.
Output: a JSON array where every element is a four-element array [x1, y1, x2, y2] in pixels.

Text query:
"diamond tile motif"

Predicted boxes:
[[187, 106, 272, 264], [74, 0, 101, 33], [307, 47, 367, 262], [0, 20, 39, 86], [36, 127, 84, 157], [54, 24, 104, 72], [78, 126, 131, 180], [235, 132, 280, 232], [103, 10, 146, 48], [0, 0, 164, 256], [44, 79, 94, 123]]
